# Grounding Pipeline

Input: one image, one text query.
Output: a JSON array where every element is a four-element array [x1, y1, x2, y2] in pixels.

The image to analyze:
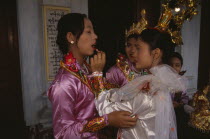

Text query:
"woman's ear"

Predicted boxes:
[[152, 48, 161, 60], [66, 32, 76, 45]]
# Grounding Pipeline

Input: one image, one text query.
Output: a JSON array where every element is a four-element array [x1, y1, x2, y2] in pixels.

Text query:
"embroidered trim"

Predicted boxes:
[[89, 75, 105, 98], [89, 75, 119, 98], [82, 117, 107, 132], [60, 52, 97, 93], [60, 61, 93, 93], [116, 54, 135, 81]]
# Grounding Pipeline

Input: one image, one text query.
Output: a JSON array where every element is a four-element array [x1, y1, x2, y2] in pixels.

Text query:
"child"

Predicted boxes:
[[106, 34, 143, 87], [93, 29, 187, 139], [106, 9, 148, 87], [168, 52, 186, 76], [168, 52, 189, 106]]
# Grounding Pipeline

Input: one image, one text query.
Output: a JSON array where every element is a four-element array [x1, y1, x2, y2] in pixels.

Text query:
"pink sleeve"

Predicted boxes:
[[106, 65, 128, 87]]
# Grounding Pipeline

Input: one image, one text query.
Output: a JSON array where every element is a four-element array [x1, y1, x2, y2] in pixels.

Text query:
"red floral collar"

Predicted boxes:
[[61, 52, 93, 92], [63, 52, 79, 72]]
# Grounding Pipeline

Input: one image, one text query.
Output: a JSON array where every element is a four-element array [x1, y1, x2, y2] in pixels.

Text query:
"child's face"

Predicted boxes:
[[125, 38, 138, 63], [135, 39, 154, 69], [169, 57, 182, 73]]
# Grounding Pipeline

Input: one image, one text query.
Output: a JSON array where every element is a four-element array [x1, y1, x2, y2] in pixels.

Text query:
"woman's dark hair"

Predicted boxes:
[[168, 52, 183, 66], [139, 28, 175, 64], [56, 13, 87, 54]]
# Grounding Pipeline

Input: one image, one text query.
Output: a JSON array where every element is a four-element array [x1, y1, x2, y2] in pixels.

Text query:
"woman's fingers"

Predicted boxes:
[[122, 116, 138, 128], [121, 111, 132, 116], [90, 50, 106, 72], [93, 54, 98, 64], [120, 111, 138, 127], [97, 52, 102, 59], [90, 57, 94, 65], [108, 111, 138, 128], [101, 52, 106, 64], [125, 115, 138, 122]]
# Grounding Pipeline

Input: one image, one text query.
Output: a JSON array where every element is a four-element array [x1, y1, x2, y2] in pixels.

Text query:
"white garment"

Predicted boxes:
[[95, 64, 188, 139]]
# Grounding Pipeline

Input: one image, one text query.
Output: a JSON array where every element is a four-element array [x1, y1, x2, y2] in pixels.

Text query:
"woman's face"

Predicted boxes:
[[77, 18, 98, 56], [135, 39, 154, 69], [169, 57, 182, 73], [125, 38, 138, 63]]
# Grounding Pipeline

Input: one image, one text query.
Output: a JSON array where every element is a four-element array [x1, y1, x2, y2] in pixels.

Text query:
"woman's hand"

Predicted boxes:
[[108, 111, 138, 128], [90, 50, 106, 72]]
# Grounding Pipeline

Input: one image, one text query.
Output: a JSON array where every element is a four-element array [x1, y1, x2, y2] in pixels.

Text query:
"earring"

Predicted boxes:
[[70, 41, 74, 44]]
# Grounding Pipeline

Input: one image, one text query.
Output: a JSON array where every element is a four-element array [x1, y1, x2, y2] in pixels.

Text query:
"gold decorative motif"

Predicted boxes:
[[82, 117, 107, 132], [90, 75, 119, 98], [89, 76, 106, 98], [60, 61, 93, 92], [125, 9, 148, 38], [116, 54, 135, 82], [156, 4, 180, 44], [160, 0, 199, 45], [189, 85, 210, 132], [104, 82, 119, 90], [156, 4, 173, 31]]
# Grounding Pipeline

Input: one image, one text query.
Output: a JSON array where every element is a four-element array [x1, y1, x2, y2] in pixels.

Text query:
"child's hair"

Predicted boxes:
[[126, 33, 140, 42], [139, 28, 175, 64], [56, 13, 87, 55], [168, 52, 183, 66], [120, 33, 140, 55]]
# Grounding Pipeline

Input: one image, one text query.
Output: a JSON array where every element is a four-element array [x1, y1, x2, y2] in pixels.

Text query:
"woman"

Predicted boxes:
[[94, 29, 188, 139], [47, 13, 137, 139]]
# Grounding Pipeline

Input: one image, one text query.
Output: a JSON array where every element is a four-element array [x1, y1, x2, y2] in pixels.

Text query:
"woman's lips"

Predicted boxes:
[[92, 45, 96, 50]]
